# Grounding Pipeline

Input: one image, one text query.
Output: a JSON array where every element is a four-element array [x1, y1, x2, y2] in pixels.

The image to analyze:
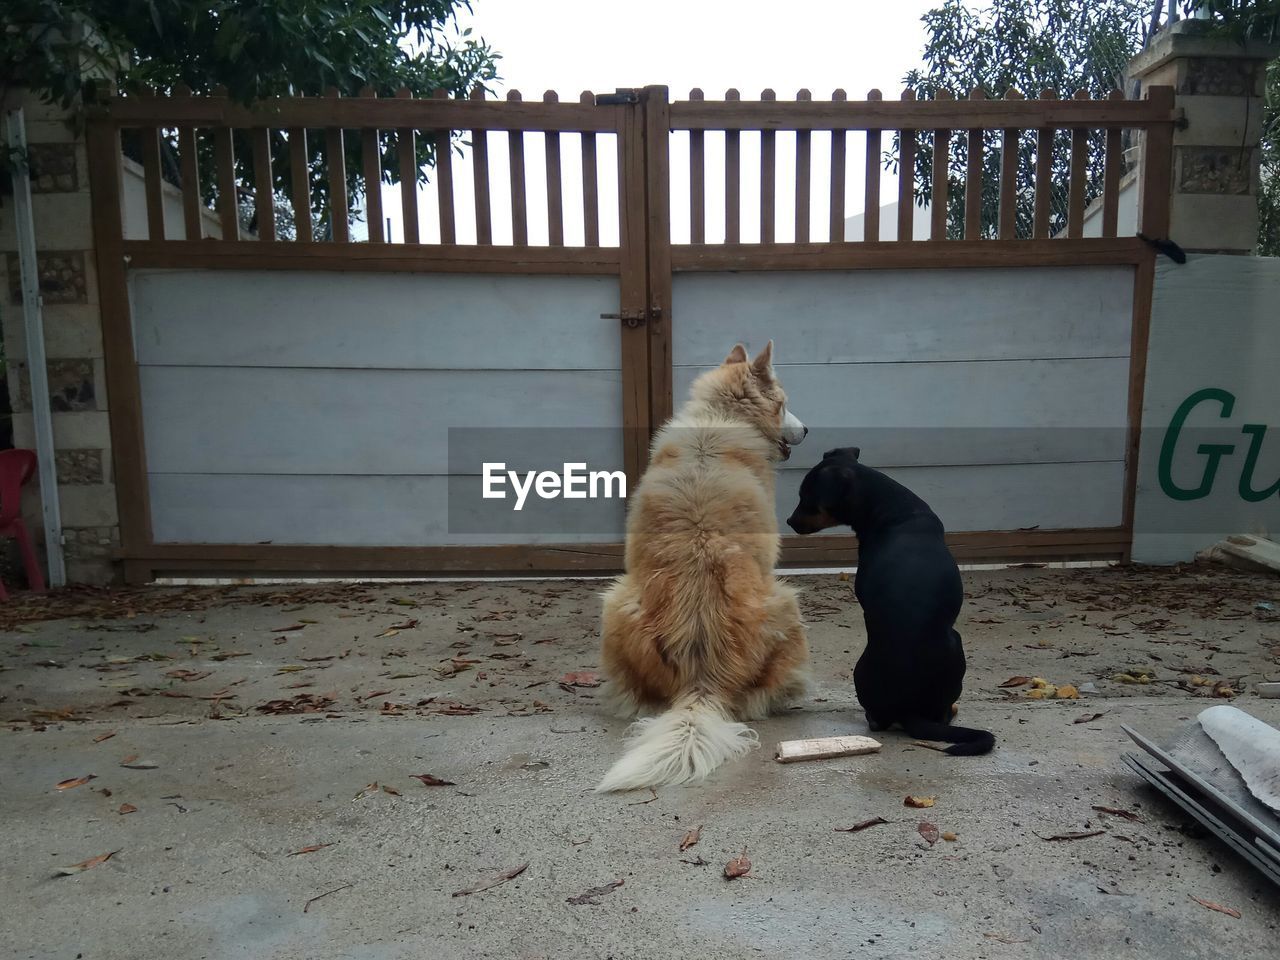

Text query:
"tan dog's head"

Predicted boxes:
[[691, 341, 808, 460]]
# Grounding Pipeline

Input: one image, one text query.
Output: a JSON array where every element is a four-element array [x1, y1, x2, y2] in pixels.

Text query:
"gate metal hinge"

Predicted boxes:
[[595, 89, 641, 106], [601, 307, 661, 328]]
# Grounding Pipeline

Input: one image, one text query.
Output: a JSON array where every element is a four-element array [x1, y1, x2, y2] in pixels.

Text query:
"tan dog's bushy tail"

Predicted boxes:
[[594, 691, 758, 792]]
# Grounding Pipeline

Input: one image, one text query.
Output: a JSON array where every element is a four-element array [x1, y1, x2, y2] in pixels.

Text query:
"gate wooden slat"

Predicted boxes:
[[644, 85, 674, 428], [287, 125, 312, 243], [177, 119, 202, 241], [795, 89, 811, 243], [898, 89, 916, 241], [964, 87, 984, 239], [544, 91, 565, 246], [432, 89, 455, 245], [471, 87, 492, 244], [998, 89, 1022, 240], [1102, 89, 1124, 238], [212, 104, 238, 241], [325, 89, 348, 243], [689, 88, 705, 243], [507, 91, 528, 246], [1033, 88, 1057, 239], [359, 87, 382, 244], [395, 88, 419, 244], [829, 89, 847, 243], [760, 89, 776, 243], [725, 88, 741, 243], [931, 89, 953, 241], [140, 124, 165, 241], [863, 89, 881, 243], [1067, 90, 1090, 239], [252, 127, 276, 242], [581, 90, 600, 247], [618, 95, 651, 481]]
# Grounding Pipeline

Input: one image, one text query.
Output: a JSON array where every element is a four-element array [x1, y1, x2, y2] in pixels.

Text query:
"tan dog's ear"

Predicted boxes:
[[724, 343, 749, 365], [751, 340, 774, 378]]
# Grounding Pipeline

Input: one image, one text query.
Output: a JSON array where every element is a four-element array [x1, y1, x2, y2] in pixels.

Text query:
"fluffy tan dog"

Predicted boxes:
[[596, 341, 810, 792]]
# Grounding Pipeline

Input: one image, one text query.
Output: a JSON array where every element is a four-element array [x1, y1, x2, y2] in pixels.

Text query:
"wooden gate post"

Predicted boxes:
[[643, 86, 674, 430], [617, 91, 652, 483]]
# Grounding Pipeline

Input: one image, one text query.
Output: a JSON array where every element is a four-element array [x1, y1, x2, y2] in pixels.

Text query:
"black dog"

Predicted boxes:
[[787, 447, 994, 755]]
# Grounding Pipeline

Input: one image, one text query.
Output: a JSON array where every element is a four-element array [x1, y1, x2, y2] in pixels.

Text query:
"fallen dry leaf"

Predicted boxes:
[[835, 817, 888, 833], [724, 848, 752, 879], [120, 759, 159, 770], [117, 803, 138, 815], [164, 669, 211, 682], [55, 775, 97, 790], [1074, 712, 1108, 724], [565, 879, 624, 905], [679, 825, 702, 851], [271, 623, 307, 632], [451, 862, 529, 897], [381, 784, 401, 796], [411, 774, 456, 787], [289, 843, 334, 856], [54, 850, 118, 876], [92, 731, 116, 744], [1189, 895, 1241, 918], [918, 821, 940, 846], [560, 671, 601, 688], [942, 832, 958, 842], [1037, 829, 1106, 841], [999, 676, 1033, 688], [904, 795, 936, 808], [1091, 805, 1145, 823]]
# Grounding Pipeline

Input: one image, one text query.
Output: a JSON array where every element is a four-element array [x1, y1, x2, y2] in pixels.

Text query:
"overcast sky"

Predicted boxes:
[[377, 0, 939, 244]]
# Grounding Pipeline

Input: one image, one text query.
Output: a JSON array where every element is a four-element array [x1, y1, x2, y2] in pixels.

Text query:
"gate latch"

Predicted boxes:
[[601, 307, 661, 328]]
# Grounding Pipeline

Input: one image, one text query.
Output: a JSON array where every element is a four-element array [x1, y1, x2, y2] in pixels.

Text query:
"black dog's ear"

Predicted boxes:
[[823, 446, 861, 462]]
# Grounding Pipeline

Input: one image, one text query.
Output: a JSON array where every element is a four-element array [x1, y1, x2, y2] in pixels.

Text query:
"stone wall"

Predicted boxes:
[[1, 92, 118, 584]]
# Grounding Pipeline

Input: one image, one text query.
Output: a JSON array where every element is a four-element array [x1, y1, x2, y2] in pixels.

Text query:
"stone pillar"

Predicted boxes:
[[1, 92, 119, 583], [1129, 20, 1279, 253]]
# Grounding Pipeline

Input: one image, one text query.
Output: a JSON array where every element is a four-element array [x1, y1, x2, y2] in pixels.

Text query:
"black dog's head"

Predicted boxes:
[[786, 447, 861, 535]]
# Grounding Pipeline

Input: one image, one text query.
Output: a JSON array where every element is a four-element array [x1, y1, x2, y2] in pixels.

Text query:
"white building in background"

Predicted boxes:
[[844, 199, 934, 241]]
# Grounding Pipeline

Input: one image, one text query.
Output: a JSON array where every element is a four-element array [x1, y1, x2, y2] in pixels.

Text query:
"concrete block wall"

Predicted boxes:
[[1, 92, 118, 583]]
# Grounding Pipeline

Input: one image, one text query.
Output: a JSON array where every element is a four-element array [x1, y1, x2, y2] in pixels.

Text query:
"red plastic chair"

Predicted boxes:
[[0, 449, 46, 598]]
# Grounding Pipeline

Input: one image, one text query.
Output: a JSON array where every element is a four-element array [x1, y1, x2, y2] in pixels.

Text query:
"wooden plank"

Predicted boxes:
[[252, 127, 276, 241], [140, 125, 165, 240], [863, 89, 881, 243], [213, 123, 238, 239], [964, 87, 984, 239], [931, 90, 953, 241], [1138, 86, 1175, 241], [325, 90, 348, 242], [617, 96, 652, 481], [122, 239, 620, 273], [670, 237, 1145, 271], [1033, 88, 1057, 239], [760, 89, 776, 243], [776, 736, 881, 763], [178, 125, 203, 240], [829, 89, 847, 242], [395, 88, 420, 244], [1102, 92, 1124, 238], [998, 89, 1022, 240], [544, 91, 565, 246], [85, 118, 154, 553], [116, 527, 1128, 579], [1067, 90, 1090, 239], [471, 87, 492, 244], [666, 96, 1173, 130], [725, 88, 741, 243], [581, 90, 600, 247], [644, 85, 674, 428], [432, 89, 455, 244], [288, 126, 312, 243], [689, 88, 705, 243], [898, 89, 916, 241], [506, 91, 528, 245], [795, 89, 811, 243], [99, 96, 621, 131], [359, 88, 383, 243]]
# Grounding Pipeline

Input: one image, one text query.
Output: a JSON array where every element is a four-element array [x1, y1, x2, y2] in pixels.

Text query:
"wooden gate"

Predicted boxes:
[[85, 84, 1175, 582]]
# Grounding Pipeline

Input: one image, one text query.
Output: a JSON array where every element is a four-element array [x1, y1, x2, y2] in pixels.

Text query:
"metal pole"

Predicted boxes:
[[5, 107, 67, 587]]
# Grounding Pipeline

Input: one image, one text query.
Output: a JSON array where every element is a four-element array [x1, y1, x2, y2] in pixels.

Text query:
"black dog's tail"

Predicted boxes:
[[902, 719, 995, 756]]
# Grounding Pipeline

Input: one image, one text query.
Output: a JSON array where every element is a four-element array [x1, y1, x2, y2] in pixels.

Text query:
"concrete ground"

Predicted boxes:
[[2, 563, 1279, 960]]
